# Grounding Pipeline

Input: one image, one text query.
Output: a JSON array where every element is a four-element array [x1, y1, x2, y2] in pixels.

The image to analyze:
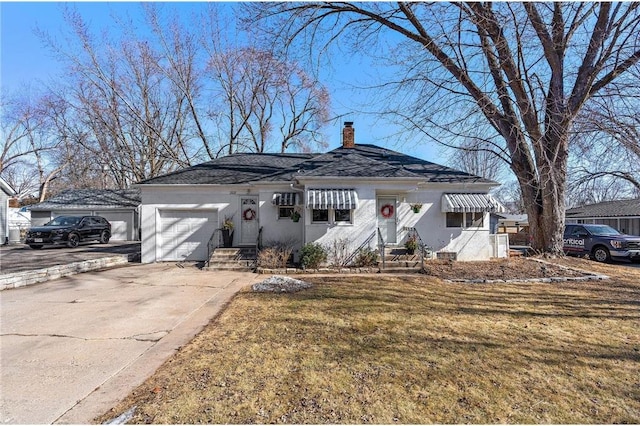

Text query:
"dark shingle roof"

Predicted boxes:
[[566, 198, 640, 218], [138, 153, 314, 185], [138, 144, 494, 186], [30, 188, 141, 211]]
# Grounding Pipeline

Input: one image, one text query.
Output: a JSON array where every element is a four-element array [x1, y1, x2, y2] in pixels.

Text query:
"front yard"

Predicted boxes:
[[98, 258, 640, 424]]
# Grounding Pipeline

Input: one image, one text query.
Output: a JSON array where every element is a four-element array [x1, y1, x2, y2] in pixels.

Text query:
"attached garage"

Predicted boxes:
[[30, 189, 140, 241], [158, 209, 218, 261]]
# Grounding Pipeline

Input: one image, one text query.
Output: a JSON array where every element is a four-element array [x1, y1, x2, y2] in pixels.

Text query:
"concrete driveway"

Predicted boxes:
[[0, 242, 141, 275], [1, 263, 262, 424]]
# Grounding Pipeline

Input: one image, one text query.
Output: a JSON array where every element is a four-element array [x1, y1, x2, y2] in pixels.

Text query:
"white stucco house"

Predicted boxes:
[[137, 123, 505, 263], [0, 177, 17, 244]]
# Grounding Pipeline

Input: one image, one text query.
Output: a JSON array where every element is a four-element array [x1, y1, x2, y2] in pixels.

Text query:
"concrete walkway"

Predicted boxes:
[[0, 263, 262, 424]]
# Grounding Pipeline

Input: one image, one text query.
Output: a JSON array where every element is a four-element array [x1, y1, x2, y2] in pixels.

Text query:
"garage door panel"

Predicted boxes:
[[159, 210, 217, 261], [95, 211, 133, 241]]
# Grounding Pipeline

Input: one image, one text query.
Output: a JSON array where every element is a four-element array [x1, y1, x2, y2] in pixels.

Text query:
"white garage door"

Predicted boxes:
[[159, 210, 218, 261], [95, 211, 134, 241]]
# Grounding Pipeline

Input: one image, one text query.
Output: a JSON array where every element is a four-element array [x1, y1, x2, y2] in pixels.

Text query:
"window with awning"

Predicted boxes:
[[272, 192, 298, 206], [306, 189, 359, 210], [441, 193, 505, 213]]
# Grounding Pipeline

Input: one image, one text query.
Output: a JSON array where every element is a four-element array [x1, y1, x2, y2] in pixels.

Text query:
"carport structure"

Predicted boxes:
[[29, 189, 141, 241]]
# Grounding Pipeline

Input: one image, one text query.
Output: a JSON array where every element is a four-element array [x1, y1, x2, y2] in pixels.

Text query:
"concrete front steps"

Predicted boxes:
[[205, 247, 257, 272], [378, 247, 425, 273]]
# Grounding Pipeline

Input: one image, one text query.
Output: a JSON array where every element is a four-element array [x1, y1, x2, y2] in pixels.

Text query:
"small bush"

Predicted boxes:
[[300, 242, 327, 269], [257, 239, 296, 269], [328, 238, 351, 268], [257, 248, 288, 269], [353, 247, 379, 267]]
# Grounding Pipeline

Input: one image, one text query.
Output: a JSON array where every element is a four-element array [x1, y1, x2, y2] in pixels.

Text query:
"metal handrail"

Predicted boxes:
[[206, 228, 223, 268], [404, 226, 431, 273], [377, 227, 386, 270], [256, 226, 263, 251], [345, 230, 377, 265]]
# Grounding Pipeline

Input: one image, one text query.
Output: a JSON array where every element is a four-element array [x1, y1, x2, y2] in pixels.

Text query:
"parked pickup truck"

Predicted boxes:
[[563, 224, 640, 263]]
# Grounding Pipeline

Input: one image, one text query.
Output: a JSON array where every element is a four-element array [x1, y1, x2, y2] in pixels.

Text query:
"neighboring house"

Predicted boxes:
[[566, 198, 640, 236], [29, 188, 141, 241], [137, 123, 505, 263], [0, 177, 17, 244], [495, 213, 530, 246], [8, 206, 31, 243]]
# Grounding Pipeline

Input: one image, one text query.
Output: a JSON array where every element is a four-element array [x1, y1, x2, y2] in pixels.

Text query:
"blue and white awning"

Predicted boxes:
[[307, 189, 358, 210], [442, 193, 505, 213], [272, 192, 298, 206]]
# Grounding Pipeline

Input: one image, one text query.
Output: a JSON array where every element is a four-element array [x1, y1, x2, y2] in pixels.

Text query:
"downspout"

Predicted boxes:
[[290, 180, 306, 249], [4, 198, 9, 245]]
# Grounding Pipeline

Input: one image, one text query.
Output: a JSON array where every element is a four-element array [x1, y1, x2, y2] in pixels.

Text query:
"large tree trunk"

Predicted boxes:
[[524, 170, 567, 256]]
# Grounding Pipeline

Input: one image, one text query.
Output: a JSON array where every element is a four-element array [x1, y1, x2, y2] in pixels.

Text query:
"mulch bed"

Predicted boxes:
[[424, 257, 593, 281]]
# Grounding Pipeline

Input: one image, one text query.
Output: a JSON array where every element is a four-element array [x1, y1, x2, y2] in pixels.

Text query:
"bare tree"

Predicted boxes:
[[1, 90, 68, 200], [33, 3, 330, 191], [569, 65, 640, 200], [448, 137, 504, 182], [0, 91, 55, 175], [251, 2, 640, 254], [208, 47, 330, 154], [38, 7, 197, 189]]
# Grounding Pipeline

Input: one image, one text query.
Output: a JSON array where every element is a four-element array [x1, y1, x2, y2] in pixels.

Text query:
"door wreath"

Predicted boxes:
[[380, 204, 394, 219], [243, 208, 256, 221]]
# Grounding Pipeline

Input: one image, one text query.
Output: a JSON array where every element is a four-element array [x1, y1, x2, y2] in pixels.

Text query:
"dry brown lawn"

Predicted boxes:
[[97, 258, 640, 424]]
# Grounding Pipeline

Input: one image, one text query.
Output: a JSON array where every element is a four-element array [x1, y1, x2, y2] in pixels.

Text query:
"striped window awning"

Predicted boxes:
[[272, 192, 298, 206], [307, 189, 359, 210], [442, 193, 505, 213]]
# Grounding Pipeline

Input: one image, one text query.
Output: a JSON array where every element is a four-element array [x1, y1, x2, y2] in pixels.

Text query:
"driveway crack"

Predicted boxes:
[[1, 331, 169, 342]]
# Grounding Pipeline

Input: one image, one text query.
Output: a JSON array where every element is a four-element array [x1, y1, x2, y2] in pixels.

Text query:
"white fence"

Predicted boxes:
[[489, 233, 510, 258]]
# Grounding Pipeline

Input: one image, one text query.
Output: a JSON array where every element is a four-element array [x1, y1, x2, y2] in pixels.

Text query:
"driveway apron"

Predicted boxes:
[[0, 263, 261, 424]]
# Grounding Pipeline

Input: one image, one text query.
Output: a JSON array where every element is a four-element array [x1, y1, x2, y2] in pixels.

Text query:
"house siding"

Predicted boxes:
[[140, 183, 496, 263], [140, 186, 305, 263], [303, 184, 494, 262], [566, 217, 640, 236], [0, 190, 8, 243]]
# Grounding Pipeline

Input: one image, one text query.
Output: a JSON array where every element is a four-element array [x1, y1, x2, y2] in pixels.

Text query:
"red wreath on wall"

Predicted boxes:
[[380, 204, 394, 219], [243, 208, 256, 221]]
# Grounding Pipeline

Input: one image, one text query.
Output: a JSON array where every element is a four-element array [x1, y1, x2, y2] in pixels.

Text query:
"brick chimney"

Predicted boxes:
[[342, 121, 355, 148]]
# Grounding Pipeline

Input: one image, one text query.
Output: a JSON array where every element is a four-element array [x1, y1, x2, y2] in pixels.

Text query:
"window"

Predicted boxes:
[[465, 212, 484, 228], [278, 207, 294, 219], [447, 212, 484, 228], [446, 212, 464, 228], [334, 209, 352, 223], [312, 209, 329, 223]]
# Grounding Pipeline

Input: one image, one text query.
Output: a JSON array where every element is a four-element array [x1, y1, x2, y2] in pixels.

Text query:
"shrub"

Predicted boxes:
[[257, 239, 296, 269], [300, 242, 327, 269], [353, 247, 379, 267], [328, 238, 351, 268]]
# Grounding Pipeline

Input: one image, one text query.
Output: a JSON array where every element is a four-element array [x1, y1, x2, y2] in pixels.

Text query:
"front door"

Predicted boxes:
[[377, 197, 397, 244], [239, 197, 259, 245]]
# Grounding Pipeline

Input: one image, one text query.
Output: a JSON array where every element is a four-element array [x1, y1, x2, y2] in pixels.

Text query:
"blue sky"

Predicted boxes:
[[0, 2, 446, 163]]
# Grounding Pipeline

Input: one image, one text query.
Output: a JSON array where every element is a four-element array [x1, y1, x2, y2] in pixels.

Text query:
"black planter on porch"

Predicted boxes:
[[222, 229, 234, 247]]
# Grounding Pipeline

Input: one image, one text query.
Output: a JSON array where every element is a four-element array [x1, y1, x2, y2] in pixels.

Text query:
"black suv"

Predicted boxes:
[[25, 216, 111, 249], [563, 223, 640, 263]]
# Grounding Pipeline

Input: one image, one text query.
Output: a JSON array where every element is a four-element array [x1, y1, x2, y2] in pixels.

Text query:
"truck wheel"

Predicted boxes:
[[591, 246, 610, 263]]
